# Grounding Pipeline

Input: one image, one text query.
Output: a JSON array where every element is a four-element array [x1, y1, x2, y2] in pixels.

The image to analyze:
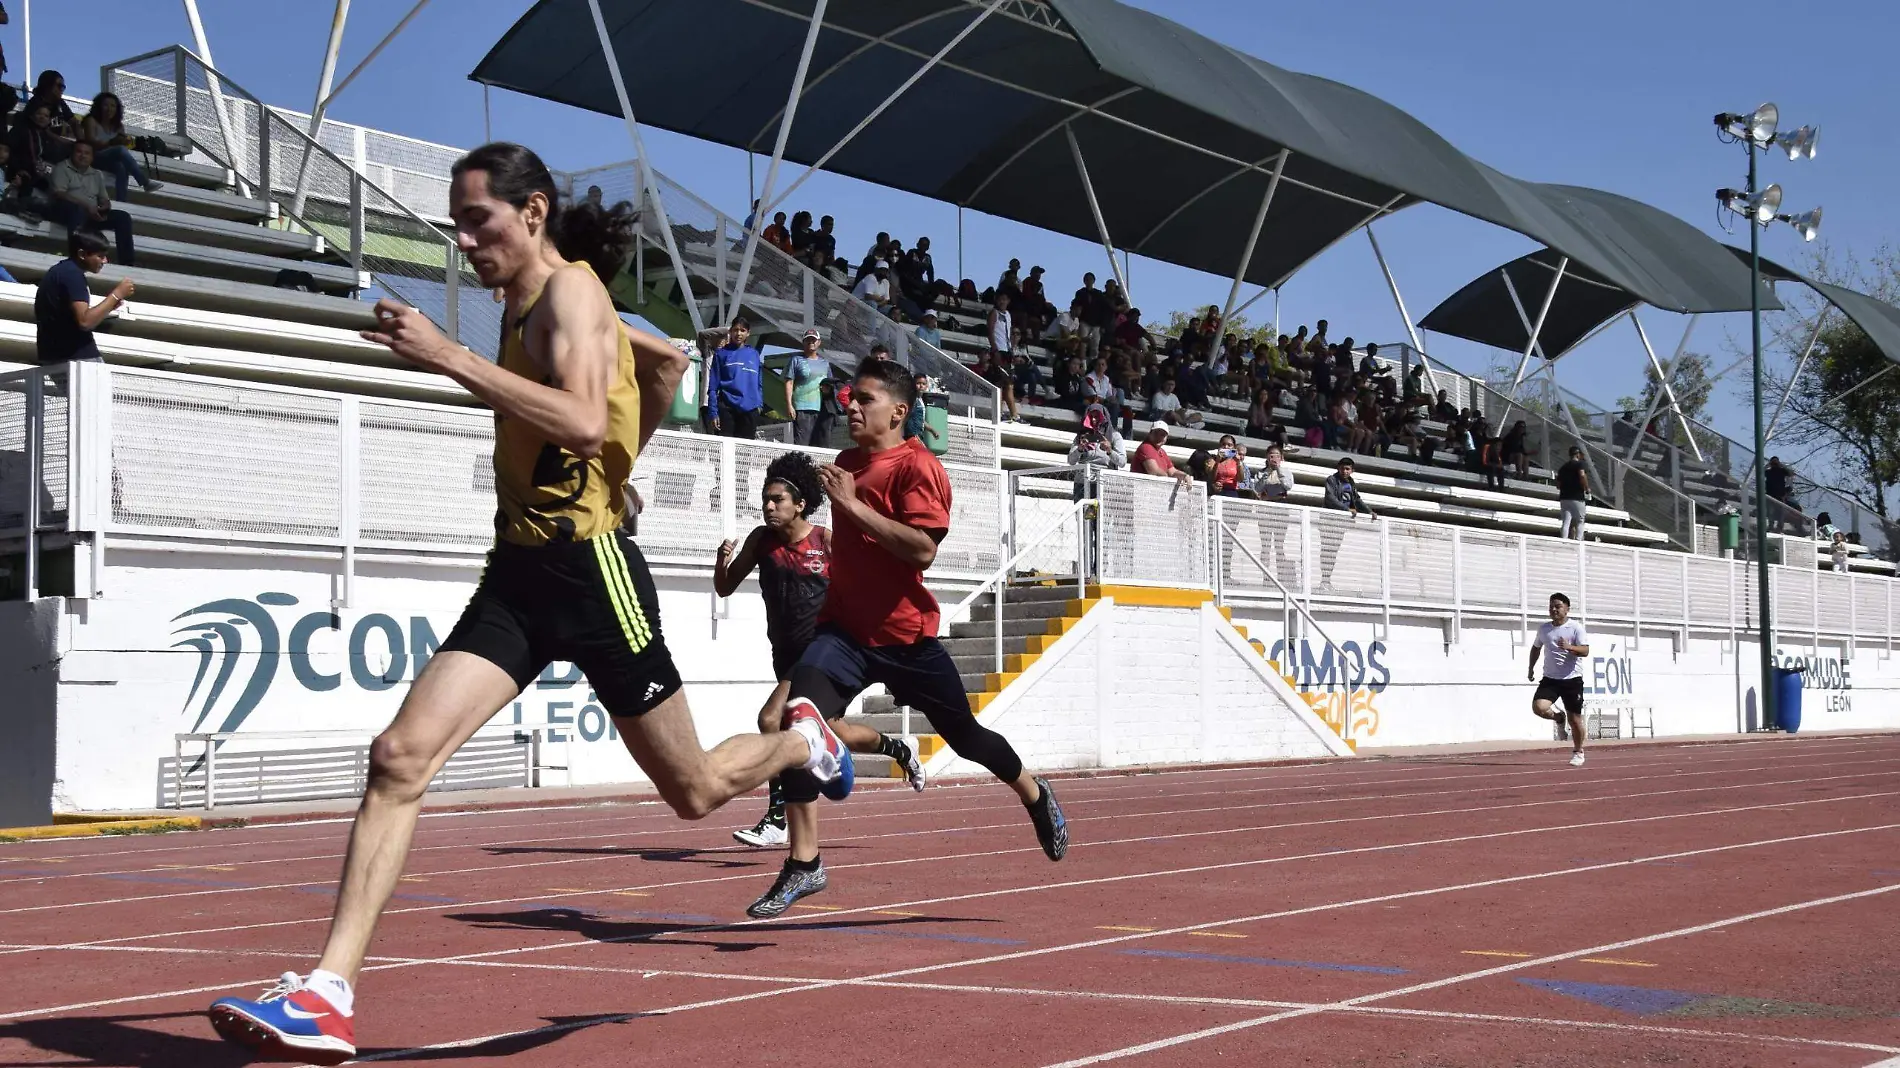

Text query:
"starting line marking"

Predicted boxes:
[[875, 910, 923, 917], [1186, 932, 1248, 939], [1462, 950, 1533, 959], [1580, 957, 1656, 968], [1096, 926, 1156, 933]]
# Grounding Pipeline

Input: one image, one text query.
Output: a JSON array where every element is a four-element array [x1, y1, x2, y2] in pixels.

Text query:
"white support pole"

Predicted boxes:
[[1066, 124, 1129, 300], [1228, 285, 1272, 322], [20, 0, 29, 88], [181, 0, 251, 195], [289, 0, 351, 220], [1364, 224, 1441, 398], [1765, 315, 1826, 442], [1505, 257, 1568, 400], [763, 0, 1006, 217], [727, 0, 828, 328], [482, 83, 491, 143], [1220, 150, 1288, 328], [586, 0, 705, 335], [315, 0, 432, 114], [1630, 312, 1704, 463]]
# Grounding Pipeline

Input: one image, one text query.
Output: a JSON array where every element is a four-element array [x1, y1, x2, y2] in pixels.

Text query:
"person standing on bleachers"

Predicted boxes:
[[1556, 446, 1589, 540], [48, 141, 136, 267], [35, 229, 132, 363], [1072, 273, 1109, 362]]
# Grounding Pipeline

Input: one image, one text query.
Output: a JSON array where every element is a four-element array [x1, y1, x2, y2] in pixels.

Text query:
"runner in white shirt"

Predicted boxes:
[[1528, 592, 1590, 766]]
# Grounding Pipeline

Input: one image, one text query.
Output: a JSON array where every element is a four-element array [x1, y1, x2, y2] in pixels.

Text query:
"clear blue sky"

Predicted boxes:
[[24, 0, 1896, 449]]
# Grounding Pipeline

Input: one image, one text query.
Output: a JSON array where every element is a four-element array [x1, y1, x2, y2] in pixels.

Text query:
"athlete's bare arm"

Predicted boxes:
[[620, 321, 688, 453], [1527, 642, 1540, 682], [714, 526, 766, 597], [361, 267, 614, 457], [818, 464, 943, 568]]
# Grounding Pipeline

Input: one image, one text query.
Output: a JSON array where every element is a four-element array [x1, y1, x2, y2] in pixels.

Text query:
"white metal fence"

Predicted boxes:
[[6, 364, 1896, 647]]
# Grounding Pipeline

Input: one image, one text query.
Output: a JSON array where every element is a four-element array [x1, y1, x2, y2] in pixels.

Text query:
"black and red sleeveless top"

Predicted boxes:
[[758, 525, 831, 655]]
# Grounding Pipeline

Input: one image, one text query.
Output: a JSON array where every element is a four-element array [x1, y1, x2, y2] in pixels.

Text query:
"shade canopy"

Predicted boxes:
[[473, 0, 1767, 314], [1421, 245, 1900, 368]]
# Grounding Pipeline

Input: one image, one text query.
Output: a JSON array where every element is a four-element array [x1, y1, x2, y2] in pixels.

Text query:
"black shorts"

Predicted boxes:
[[440, 530, 683, 718], [1534, 676, 1585, 717], [794, 623, 969, 727]]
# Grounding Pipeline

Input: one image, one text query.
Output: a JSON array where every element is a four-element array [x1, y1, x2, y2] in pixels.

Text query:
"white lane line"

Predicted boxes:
[[0, 746, 1746, 880], [7, 759, 1892, 920], [6, 733, 1882, 866], [354, 822, 1900, 1062], [1034, 880, 1900, 1067], [8, 793, 1892, 1024]]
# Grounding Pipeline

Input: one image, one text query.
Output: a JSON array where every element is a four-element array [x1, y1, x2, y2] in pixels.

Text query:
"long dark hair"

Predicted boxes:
[[87, 92, 125, 130], [450, 142, 637, 282]]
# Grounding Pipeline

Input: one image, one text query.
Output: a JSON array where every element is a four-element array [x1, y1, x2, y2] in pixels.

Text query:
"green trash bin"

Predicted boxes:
[[1718, 512, 1741, 554], [920, 394, 951, 456], [668, 345, 703, 425]]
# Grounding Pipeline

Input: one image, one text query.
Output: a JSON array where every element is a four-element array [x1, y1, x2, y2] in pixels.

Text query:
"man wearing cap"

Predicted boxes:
[[914, 309, 943, 351], [852, 259, 895, 318], [788, 328, 833, 446], [1134, 424, 1190, 486]]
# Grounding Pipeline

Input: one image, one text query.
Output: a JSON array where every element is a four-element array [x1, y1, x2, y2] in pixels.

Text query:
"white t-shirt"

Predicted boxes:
[[1534, 619, 1589, 680], [853, 273, 890, 303], [1149, 390, 1181, 415], [988, 308, 1013, 352]]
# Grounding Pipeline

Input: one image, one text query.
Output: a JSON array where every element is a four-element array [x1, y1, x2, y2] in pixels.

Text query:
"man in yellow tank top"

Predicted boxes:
[[206, 143, 854, 1065]]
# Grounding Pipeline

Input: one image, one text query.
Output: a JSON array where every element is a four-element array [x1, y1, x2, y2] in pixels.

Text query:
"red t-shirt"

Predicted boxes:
[[1133, 441, 1174, 475], [819, 437, 952, 646]]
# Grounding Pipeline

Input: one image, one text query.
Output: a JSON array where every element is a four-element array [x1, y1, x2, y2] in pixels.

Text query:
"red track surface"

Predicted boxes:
[[3, 733, 1898, 1067]]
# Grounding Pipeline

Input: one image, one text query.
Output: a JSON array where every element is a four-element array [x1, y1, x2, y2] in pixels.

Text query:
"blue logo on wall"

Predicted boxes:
[[171, 592, 613, 743]]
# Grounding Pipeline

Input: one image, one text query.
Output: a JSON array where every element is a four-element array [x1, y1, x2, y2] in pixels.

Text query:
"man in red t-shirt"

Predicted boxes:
[[1134, 424, 1190, 485], [744, 359, 1070, 919]]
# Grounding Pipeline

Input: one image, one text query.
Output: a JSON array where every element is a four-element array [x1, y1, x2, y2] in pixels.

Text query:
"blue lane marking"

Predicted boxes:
[[1517, 978, 1701, 1016], [1119, 948, 1408, 975]]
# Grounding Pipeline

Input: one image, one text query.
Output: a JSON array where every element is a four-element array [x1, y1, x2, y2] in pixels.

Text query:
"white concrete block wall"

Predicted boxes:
[[1107, 606, 1205, 766]]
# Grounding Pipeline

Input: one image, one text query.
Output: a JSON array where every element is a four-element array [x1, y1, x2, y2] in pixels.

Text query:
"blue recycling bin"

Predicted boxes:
[[1772, 666, 1804, 733]]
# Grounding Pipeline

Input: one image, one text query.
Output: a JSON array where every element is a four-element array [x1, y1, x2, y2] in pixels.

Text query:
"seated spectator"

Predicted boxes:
[[809, 214, 838, 267], [1134, 424, 1190, 485], [1083, 356, 1116, 408], [854, 231, 892, 284], [1177, 358, 1213, 409], [0, 143, 32, 218], [6, 102, 61, 212], [788, 209, 815, 262], [1402, 361, 1429, 408], [1350, 393, 1382, 456], [824, 256, 850, 287], [975, 350, 1019, 423], [1067, 418, 1127, 486], [1815, 511, 1841, 540], [1432, 389, 1458, 422], [1829, 531, 1849, 571], [897, 239, 936, 319], [1185, 447, 1217, 492], [1053, 300, 1086, 360], [1479, 434, 1506, 489], [1211, 435, 1248, 497], [1245, 388, 1285, 447], [1110, 307, 1150, 360], [79, 92, 162, 200], [852, 259, 895, 317], [1017, 265, 1050, 332], [1501, 420, 1530, 477], [1357, 341, 1392, 381], [1249, 442, 1294, 503], [1012, 351, 1044, 404], [1390, 406, 1435, 465], [914, 309, 943, 350], [1146, 377, 1186, 424], [27, 70, 78, 148], [49, 142, 136, 266], [1327, 390, 1354, 450], [761, 210, 792, 254], [1052, 354, 1086, 411], [957, 277, 981, 303], [36, 229, 132, 363]]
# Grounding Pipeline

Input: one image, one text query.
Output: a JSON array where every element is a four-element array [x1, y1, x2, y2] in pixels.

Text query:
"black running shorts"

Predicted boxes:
[[1534, 676, 1585, 717], [440, 530, 684, 718]]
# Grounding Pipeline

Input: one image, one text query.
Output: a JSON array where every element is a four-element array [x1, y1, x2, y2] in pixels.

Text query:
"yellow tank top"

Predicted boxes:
[[492, 263, 641, 546]]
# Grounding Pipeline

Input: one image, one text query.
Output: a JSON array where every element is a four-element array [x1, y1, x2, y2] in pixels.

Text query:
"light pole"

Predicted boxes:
[[1714, 104, 1820, 731]]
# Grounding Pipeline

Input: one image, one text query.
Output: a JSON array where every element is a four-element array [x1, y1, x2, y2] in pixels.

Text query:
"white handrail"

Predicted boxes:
[[1214, 517, 1359, 742], [947, 498, 1090, 673]]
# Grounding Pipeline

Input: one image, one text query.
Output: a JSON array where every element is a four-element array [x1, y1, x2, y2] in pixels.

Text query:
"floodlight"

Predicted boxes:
[[1748, 183, 1783, 223], [1784, 206, 1823, 242], [1779, 124, 1818, 161], [1747, 102, 1779, 144]]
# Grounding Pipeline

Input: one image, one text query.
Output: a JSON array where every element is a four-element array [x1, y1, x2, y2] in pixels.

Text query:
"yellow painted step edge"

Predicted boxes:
[[0, 816, 202, 841]]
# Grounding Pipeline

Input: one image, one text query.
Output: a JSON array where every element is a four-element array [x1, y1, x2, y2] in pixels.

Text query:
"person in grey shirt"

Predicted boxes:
[[48, 141, 135, 265]]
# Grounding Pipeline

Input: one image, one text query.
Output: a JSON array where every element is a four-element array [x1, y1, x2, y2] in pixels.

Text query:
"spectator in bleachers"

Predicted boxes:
[[1134, 424, 1190, 485], [788, 210, 815, 263], [1350, 392, 1382, 456], [1829, 531, 1850, 571], [1479, 431, 1506, 490], [1068, 415, 1127, 489], [1816, 512, 1841, 540], [761, 211, 792, 254], [1212, 435, 1248, 497], [1557, 446, 1589, 540], [996, 258, 1022, 302], [1389, 406, 1434, 465], [1246, 388, 1285, 448], [985, 289, 1013, 364], [49, 142, 136, 266], [1052, 353, 1086, 411], [1249, 443, 1294, 503], [1185, 447, 1217, 493], [809, 214, 838, 267], [914, 309, 943, 350], [1146, 376, 1185, 425], [1326, 390, 1354, 451], [1017, 265, 1051, 334], [26, 71, 77, 148], [975, 349, 1020, 423], [852, 259, 895, 317], [1766, 456, 1794, 506], [1012, 352, 1045, 406], [1310, 318, 1331, 352], [896, 239, 935, 319], [5, 102, 60, 214], [1052, 300, 1086, 361], [1320, 456, 1371, 588], [1402, 361, 1429, 409], [1501, 420, 1530, 478], [36, 228, 132, 363], [706, 316, 763, 439], [854, 231, 892, 284], [823, 256, 850, 287], [1072, 273, 1109, 360], [1432, 390, 1458, 422], [788, 329, 831, 446], [78, 93, 162, 200], [1083, 356, 1116, 409]]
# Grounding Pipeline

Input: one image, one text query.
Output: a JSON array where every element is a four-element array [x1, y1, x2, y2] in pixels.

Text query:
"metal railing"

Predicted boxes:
[[100, 47, 501, 358], [0, 364, 74, 600], [1213, 518, 1356, 744], [942, 498, 1091, 674]]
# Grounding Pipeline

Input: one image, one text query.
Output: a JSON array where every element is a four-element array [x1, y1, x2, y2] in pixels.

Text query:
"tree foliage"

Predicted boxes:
[[1615, 350, 1716, 437], [1144, 308, 1278, 346], [1757, 243, 1900, 553]]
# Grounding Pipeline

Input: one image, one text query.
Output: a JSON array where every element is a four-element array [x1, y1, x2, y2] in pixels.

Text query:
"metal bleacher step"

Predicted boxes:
[[0, 214, 359, 292], [148, 156, 240, 191], [124, 182, 276, 224], [0, 247, 375, 331], [114, 202, 323, 259]]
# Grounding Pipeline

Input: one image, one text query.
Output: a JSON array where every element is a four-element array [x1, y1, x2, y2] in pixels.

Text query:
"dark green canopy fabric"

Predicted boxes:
[[473, 0, 1767, 313], [1421, 245, 1900, 367]]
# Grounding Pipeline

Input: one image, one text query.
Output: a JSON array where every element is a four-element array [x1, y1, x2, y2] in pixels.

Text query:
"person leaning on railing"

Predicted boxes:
[[35, 228, 133, 364]]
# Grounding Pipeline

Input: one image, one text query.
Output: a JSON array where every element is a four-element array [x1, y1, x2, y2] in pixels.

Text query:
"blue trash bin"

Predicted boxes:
[[1772, 666, 1804, 733]]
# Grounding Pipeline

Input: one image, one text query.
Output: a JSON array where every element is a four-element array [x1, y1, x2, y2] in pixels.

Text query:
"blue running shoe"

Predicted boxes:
[[209, 972, 356, 1065], [746, 859, 828, 918], [1027, 776, 1068, 861]]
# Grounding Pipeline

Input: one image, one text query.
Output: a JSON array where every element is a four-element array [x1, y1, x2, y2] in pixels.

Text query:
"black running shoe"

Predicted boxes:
[[889, 737, 927, 793], [746, 860, 827, 918], [1027, 776, 1068, 861]]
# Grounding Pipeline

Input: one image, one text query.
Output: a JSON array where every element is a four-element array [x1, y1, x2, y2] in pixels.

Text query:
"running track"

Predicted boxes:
[[2, 733, 1898, 1067]]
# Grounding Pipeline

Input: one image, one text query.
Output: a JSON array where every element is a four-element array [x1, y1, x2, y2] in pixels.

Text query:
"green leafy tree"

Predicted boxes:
[[1614, 350, 1715, 447], [1144, 308, 1278, 346]]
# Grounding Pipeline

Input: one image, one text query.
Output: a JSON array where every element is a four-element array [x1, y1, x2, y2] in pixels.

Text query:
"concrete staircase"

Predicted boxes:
[[846, 583, 1097, 779]]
